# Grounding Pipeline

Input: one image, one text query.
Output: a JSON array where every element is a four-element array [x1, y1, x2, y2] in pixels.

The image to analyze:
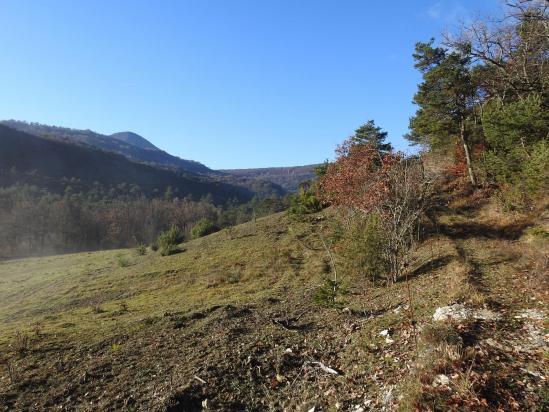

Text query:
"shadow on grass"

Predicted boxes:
[[437, 219, 532, 241], [405, 255, 454, 281]]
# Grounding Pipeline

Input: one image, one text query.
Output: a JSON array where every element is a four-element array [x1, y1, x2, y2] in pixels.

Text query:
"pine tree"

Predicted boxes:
[[408, 40, 478, 185], [350, 120, 393, 153]]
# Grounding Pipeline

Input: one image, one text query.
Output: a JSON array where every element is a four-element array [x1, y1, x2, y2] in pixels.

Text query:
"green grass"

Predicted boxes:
[[0, 212, 326, 348]]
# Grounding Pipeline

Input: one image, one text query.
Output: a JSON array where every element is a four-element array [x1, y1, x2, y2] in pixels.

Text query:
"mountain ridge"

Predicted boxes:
[[1, 120, 213, 175], [0, 124, 254, 203], [1, 120, 314, 193], [220, 164, 318, 191], [110, 131, 159, 151]]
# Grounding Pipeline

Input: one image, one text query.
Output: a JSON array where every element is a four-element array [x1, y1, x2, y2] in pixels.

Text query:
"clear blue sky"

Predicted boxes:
[[0, 0, 500, 169]]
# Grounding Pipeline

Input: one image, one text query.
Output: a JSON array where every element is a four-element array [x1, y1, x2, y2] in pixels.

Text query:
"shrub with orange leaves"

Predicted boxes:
[[318, 140, 402, 212], [319, 138, 435, 282]]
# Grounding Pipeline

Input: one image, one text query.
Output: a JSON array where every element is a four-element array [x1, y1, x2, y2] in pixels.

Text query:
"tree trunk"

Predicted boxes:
[[460, 119, 477, 186]]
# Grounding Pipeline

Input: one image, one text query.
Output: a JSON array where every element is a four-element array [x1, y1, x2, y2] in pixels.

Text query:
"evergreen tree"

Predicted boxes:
[[408, 39, 478, 185], [350, 120, 393, 152]]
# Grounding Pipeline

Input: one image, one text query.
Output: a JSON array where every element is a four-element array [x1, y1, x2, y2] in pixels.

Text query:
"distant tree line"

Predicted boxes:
[[0, 184, 288, 258]]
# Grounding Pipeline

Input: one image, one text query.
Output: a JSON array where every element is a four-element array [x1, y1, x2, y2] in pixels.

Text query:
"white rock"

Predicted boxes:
[[433, 304, 470, 321], [379, 329, 390, 337], [515, 309, 545, 320], [433, 374, 450, 386], [381, 385, 395, 407], [434, 304, 502, 322], [473, 308, 501, 321]]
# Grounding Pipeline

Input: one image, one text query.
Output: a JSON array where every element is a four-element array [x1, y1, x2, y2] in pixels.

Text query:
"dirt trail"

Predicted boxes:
[[442, 218, 548, 410]]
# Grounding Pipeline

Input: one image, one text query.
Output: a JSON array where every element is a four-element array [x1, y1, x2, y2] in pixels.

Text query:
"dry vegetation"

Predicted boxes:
[[0, 191, 547, 410]]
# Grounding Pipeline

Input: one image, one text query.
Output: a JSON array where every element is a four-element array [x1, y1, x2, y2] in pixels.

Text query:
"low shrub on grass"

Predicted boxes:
[[135, 244, 147, 256], [337, 214, 388, 282], [288, 186, 322, 217], [313, 278, 347, 307], [117, 255, 131, 267], [524, 225, 549, 240], [191, 218, 218, 239], [157, 225, 184, 256]]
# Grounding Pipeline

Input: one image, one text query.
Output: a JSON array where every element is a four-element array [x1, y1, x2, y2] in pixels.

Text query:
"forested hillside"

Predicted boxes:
[[0, 125, 252, 202], [1, 120, 213, 175], [1, 121, 293, 197], [220, 164, 318, 192], [0, 125, 292, 257]]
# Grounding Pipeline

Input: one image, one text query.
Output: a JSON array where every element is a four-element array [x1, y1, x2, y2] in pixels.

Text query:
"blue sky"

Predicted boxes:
[[0, 0, 500, 169]]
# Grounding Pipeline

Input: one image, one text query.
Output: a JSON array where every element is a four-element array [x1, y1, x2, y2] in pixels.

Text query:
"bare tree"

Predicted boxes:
[[445, 0, 549, 101], [373, 158, 435, 283]]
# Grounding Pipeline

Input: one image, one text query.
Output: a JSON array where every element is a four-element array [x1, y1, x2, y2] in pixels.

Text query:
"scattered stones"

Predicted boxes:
[[520, 368, 545, 380], [514, 309, 545, 320]]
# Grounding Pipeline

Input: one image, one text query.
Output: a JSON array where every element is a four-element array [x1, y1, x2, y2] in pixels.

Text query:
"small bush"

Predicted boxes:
[[135, 244, 147, 256], [216, 272, 241, 285], [421, 323, 462, 347], [91, 305, 105, 314], [337, 214, 388, 282], [31, 321, 43, 337], [117, 255, 131, 267], [0, 356, 18, 383], [191, 218, 218, 239], [157, 225, 183, 256], [313, 279, 347, 307], [288, 187, 322, 217], [150, 242, 159, 252]]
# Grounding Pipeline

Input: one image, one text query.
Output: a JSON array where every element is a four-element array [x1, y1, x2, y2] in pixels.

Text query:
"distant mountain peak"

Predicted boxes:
[[110, 131, 158, 151]]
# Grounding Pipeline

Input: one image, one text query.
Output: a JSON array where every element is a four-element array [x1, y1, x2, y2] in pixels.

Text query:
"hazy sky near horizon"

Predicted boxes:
[[0, 0, 501, 169]]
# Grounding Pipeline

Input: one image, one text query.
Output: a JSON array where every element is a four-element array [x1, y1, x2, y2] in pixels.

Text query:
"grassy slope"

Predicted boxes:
[[0, 204, 547, 411], [0, 213, 321, 346]]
